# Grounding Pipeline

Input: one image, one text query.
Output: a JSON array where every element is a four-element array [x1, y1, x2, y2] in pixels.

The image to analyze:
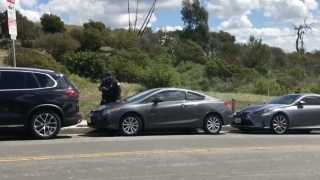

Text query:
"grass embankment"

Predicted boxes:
[[68, 74, 275, 118]]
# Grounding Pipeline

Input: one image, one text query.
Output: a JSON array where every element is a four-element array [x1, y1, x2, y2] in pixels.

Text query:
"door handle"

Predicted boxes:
[[181, 104, 187, 108]]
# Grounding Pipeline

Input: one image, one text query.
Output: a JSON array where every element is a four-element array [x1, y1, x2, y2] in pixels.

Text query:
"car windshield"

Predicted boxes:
[[124, 89, 160, 102], [266, 94, 301, 105]]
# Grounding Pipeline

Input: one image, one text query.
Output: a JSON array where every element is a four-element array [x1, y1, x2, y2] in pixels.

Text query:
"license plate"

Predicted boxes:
[[235, 118, 241, 123], [87, 116, 91, 123]]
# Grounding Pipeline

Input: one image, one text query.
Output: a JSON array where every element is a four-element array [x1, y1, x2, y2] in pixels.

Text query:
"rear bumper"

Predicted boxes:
[[63, 113, 82, 127]]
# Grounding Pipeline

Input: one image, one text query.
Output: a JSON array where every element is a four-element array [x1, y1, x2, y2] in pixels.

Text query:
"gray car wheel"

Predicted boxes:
[[120, 114, 142, 136], [203, 114, 222, 134], [28, 110, 61, 139], [270, 114, 288, 134]]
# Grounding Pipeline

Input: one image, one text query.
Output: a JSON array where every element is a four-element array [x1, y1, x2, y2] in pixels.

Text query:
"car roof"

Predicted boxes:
[[284, 93, 320, 97], [153, 87, 209, 96], [0, 67, 55, 73]]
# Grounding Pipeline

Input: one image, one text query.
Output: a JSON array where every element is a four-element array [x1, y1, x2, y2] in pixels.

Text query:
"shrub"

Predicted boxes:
[[34, 33, 80, 61], [141, 54, 180, 88], [62, 51, 109, 81], [3, 47, 69, 73]]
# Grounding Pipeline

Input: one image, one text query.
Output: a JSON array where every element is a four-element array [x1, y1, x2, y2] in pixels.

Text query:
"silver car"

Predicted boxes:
[[88, 88, 233, 136], [231, 93, 320, 134]]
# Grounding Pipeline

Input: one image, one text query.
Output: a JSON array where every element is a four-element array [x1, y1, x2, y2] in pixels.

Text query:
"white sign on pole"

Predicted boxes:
[[7, 0, 17, 38]]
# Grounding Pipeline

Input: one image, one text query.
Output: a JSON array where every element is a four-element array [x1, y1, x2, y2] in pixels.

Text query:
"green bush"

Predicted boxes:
[[141, 54, 180, 88], [62, 51, 109, 81], [3, 47, 69, 73], [34, 33, 80, 61]]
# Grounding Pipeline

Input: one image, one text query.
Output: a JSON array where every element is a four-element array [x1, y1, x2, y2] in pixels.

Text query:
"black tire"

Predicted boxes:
[[270, 113, 289, 134], [238, 128, 252, 133], [28, 109, 61, 139], [203, 114, 222, 134], [119, 114, 142, 136]]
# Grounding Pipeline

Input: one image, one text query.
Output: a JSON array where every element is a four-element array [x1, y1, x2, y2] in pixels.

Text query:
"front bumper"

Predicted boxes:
[[87, 112, 120, 130], [231, 112, 273, 129]]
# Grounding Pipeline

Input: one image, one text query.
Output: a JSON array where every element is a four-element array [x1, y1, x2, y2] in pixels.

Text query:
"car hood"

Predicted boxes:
[[237, 104, 289, 113], [93, 101, 129, 111]]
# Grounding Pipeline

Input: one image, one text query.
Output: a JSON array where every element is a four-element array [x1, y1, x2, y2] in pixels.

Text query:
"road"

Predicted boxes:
[[0, 130, 320, 180]]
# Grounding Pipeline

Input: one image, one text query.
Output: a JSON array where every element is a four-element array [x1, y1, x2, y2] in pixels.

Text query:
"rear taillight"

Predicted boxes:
[[65, 90, 79, 98], [224, 101, 230, 109]]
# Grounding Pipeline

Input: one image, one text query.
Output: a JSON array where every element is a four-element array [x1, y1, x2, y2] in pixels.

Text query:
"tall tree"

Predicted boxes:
[[40, 13, 66, 34], [180, 0, 210, 52]]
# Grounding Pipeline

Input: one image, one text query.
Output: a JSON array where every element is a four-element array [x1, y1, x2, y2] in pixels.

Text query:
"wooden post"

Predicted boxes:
[[231, 98, 237, 113]]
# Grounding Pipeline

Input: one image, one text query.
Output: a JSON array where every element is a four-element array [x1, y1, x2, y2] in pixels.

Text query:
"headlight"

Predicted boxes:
[[254, 108, 272, 114], [102, 108, 121, 115]]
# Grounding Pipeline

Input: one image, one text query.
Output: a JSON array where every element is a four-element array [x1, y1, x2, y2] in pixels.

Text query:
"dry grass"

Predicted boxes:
[[0, 48, 9, 67]]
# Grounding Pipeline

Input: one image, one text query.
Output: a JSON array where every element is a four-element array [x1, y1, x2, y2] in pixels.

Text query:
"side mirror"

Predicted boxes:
[[297, 100, 305, 106], [153, 96, 163, 103]]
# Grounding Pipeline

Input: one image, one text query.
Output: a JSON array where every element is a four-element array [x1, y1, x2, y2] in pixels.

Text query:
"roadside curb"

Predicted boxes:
[[59, 123, 236, 135]]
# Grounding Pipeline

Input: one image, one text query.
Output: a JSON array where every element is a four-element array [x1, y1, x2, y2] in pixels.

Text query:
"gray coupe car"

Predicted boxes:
[[232, 93, 320, 134], [87, 88, 233, 135]]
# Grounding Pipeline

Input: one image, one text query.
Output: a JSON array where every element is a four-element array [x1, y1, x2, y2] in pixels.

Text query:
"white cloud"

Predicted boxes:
[[156, 26, 183, 32], [206, 0, 319, 23], [36, 0, 182, 28], [205, 0, 260, 18], [211, 0, 320, 52], [218, 15, 253, 29]]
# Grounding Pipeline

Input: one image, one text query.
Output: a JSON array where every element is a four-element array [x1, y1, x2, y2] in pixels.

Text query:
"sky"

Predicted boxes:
[[1, 0, 320, 52]]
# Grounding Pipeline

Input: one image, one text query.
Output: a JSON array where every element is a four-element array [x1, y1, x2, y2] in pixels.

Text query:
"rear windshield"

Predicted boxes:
[[52, 74, 77, 89]]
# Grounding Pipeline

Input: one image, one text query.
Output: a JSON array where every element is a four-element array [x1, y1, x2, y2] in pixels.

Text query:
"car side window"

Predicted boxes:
[[301, 96, 320, 105], [34, 73, 55, 88], [186, 91, 205, 100], [156, 90, 185, 102], [26, 73, 39, 89], [0, 71, 25, 89]]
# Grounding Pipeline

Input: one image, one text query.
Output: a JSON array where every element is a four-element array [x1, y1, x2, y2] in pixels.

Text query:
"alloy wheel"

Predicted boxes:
[[206, 117, 221, 133], [272, 115, 287, 134], [33, 113, 58, 137], [122, 117, 140, 135]]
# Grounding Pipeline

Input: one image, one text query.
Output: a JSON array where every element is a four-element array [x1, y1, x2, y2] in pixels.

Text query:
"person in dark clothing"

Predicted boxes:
[[98, 71, 122, 105]]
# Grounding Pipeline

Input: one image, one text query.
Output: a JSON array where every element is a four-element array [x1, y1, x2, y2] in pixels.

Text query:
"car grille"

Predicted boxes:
[[233, 111, 253, 126]]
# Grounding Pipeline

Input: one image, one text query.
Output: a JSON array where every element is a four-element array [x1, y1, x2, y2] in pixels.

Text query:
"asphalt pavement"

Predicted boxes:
[[1, 130, 320, 180]]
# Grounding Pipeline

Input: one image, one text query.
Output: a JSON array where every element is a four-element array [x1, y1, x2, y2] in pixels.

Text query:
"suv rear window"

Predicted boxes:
[[52, 74, 77, 89], [34, 73, 55, 88]]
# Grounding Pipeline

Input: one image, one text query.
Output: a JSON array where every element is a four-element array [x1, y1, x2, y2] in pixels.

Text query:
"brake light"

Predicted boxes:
[[224, 101, 230, 109], [65, 90, 79, 98]]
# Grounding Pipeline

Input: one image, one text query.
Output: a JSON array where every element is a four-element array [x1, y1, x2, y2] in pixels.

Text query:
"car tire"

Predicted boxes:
[[270, 114, 289, 134], [119, 114, 142, 136], [28, 109, 61, 139], [203, 114, 222, 134], [238, 128, 252, 133]]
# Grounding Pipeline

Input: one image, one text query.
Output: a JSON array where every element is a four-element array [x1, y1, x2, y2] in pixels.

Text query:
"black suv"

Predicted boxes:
[[0, 67, 81, 139]]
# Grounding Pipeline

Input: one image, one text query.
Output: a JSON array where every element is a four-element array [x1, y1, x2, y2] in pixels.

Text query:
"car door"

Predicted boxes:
[[146, 90, 187, 129], [0, 71, 41, 126], [292, 96, 320, 127], [184, 91, 206, 127]]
